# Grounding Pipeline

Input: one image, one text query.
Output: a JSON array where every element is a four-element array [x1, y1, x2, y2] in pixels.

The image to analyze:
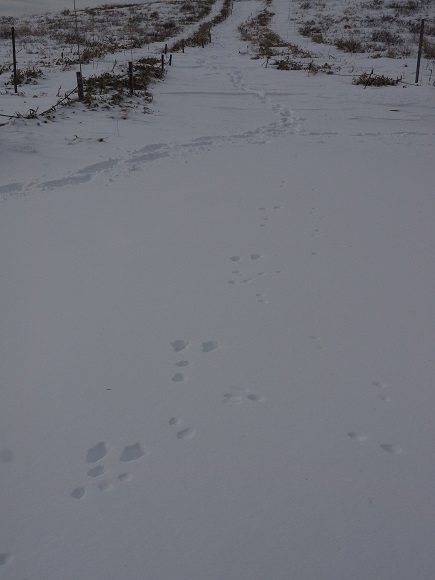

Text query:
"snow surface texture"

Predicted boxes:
[[1, 0, 435, 579]]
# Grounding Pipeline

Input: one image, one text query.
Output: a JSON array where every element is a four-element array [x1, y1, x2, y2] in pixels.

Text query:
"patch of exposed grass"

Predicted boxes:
[[295, 0, 434, 58], [353, 71, 401, 85], [239, 6, 313, 58]]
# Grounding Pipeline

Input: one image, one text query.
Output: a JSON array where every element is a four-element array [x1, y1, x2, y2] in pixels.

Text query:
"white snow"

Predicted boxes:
[[1, 1, 435, 579]]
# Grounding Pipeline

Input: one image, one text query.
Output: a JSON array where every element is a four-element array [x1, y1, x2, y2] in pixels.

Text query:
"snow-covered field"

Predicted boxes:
[[1, 0, 435, 578]]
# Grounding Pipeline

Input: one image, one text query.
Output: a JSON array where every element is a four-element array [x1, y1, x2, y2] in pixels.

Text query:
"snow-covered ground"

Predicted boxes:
[[1, 0, 435, 578]]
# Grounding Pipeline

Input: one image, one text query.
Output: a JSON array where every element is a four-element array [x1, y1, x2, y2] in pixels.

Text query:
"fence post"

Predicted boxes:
[[11, 26, 18, 94], [169, 54, 172, 66], [76, 71, 84, 100], [164, 43, 168, 55], [161, 54, 165, 73], [181, 39, 185, 53], [128, 61, 134, 95], [415, 19, 425, 84]]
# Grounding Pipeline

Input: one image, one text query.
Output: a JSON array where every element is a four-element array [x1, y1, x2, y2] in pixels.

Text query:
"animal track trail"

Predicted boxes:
[[227, 254, 282, 304], [227, 68, 245, 91], [1, 98, 301, 200], [347, 380, 401, 455], [227, 70, 300, 134], [71, 441, 146, 499]]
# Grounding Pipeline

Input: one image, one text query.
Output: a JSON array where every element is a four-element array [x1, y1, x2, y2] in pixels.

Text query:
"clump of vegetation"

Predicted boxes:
[[275, 59, 305, 70], [353, 71, 401, 86], [423, 39, 435, 59], [274, 58, 334, 73], [298, 21, 324, 41], [82, 57, 163, 107], [335, 36, 365, 53], [6, 67, 43, 86]]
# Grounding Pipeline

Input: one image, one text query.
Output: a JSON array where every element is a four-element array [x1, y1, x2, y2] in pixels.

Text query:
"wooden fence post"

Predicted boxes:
[[164, 43, 168, 55], [169, 54, 172, 66], [415, 19, 425, 84], [11, 26, 18, 94], [182, 39, 185, 53], [161, 54, 165, 73], [76, 71, 84, 100]]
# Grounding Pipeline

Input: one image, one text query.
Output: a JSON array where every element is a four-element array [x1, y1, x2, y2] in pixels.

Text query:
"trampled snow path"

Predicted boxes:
[[1, 1, 435, 579]]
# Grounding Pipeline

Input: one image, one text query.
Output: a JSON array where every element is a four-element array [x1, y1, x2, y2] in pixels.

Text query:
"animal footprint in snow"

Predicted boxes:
[[171, 339, 189, 353], [87, 465, 106, 477], [222, 387, 263, 404], [177, 428, 196, 440], [97, 481, 114, 492], [347, 432, 368, 442], [71, 487, 86, 500], [71, 441, 145, 499], [372, 381, 391, 401], [230, 254, 262, 261], [380, 443, 402, 455], [202, 340, 218, 353], [172, 373, 186, 382], [222, 393, 243, 404], [169, 417, 182, 427], [256, 293, 269, 304], [372, 380, 388, 389], [86, 441, 109, 463], [120, 443, 146, 462], [0, 553, 12, 566], [169, 417, 196, 440], [377, 394, 391, 402]]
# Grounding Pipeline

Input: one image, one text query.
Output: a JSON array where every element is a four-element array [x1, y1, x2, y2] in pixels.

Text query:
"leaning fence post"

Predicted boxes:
[[11, 26, 18, 94], [76, 71, 84, 100], [128, 61, 134, 95], [415, 19, 425, 84]]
